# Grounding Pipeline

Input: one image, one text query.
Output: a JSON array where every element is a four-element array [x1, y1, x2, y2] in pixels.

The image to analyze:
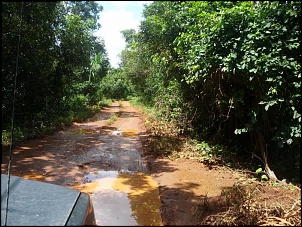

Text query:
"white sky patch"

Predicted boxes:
[[109, 1, 131, 9], [95, 1, 153, 68], [96, 9, 139, 68]]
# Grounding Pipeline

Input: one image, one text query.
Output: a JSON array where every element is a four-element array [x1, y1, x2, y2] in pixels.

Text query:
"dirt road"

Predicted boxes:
[[3, 100, 299, 226], [1, 101, 162, 225], [1, 100, 239, 225]]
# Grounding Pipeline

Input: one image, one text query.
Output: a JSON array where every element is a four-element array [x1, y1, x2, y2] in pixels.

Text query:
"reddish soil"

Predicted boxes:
[[1, 101, 301, 226], [146, 157, 240, 225]]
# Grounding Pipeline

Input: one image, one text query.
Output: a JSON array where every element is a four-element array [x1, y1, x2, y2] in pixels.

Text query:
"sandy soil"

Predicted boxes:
[[1, 100, 300, 226]]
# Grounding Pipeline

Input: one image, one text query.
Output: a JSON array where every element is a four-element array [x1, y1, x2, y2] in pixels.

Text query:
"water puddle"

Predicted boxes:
[[10, 172, 46, 181], [72, 170, 162, 226], [70, 129, 96, 134], [122, 129, 139, 137], [112, 129, 139, 137], [91, 152, 115, 159]]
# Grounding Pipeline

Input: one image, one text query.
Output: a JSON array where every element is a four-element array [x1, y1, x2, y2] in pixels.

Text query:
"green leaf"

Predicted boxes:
[[293, 110, 301, 119], [255, 168, 262, 174], [286, 139, 293, 145], [234, 128, 248, 134], [261, 175, 268, 181]]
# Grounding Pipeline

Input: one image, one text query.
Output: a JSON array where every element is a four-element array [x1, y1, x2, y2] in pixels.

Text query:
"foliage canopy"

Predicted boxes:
[[120, 1, 300, 183]]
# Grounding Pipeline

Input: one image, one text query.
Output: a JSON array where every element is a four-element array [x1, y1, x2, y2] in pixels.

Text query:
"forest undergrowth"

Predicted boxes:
[[138, 103, 301, 226]]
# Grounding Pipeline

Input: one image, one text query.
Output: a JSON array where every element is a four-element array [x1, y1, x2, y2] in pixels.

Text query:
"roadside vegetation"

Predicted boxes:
[[122, 1, 300, 185], [2, 2, 133, 146], [131, 98, 301, 226], [125, 2, 301, 223]]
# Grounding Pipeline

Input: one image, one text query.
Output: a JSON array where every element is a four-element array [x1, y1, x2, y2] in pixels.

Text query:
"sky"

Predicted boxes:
[[95, 1, 153, 68]]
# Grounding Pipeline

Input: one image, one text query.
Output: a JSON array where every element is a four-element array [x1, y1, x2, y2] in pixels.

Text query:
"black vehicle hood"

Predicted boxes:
[[1, 174, 82, 226]]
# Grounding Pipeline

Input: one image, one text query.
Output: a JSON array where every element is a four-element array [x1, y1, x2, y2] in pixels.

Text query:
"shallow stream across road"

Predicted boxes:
[[1, 101, 163, 226]]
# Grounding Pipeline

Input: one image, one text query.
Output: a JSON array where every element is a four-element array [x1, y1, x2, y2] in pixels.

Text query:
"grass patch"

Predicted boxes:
[[98, 98, 113, 107], [106, 113, 118, 125], [118, 101, 124, 108]]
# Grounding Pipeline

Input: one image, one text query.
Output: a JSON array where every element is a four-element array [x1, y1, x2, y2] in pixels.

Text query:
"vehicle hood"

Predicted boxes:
[[1, 174, 82, 226]]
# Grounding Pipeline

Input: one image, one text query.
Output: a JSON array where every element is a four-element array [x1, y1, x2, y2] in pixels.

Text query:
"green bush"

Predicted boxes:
[[99, 69, 134, 100]]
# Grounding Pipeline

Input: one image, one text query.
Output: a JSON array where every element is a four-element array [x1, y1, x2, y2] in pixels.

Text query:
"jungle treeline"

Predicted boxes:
[[2, 2, 300, 183], [119, 1, 300, 183], [2, 2, 111, 140]]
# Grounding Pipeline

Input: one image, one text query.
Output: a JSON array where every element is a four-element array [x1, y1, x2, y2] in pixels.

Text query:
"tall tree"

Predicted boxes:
[[2, 1, 109, 137], [2, 2, 58, 129]]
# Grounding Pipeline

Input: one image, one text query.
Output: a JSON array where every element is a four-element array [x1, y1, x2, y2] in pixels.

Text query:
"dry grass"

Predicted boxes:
[[200, 179, 301, 226]]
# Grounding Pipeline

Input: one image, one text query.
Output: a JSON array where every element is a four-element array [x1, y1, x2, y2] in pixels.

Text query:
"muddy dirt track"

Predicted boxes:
[[2, 100, 243, 225]]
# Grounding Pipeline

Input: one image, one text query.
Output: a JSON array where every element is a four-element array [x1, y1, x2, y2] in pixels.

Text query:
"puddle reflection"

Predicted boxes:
[[70, 129, 96, 134], [10, 172, 46, 181], [72, 170, 162, 226], [122, 129, 139, 137]]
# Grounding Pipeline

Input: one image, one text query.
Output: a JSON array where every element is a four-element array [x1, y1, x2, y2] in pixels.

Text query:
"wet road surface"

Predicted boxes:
[[1, 101, 163, 226]]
